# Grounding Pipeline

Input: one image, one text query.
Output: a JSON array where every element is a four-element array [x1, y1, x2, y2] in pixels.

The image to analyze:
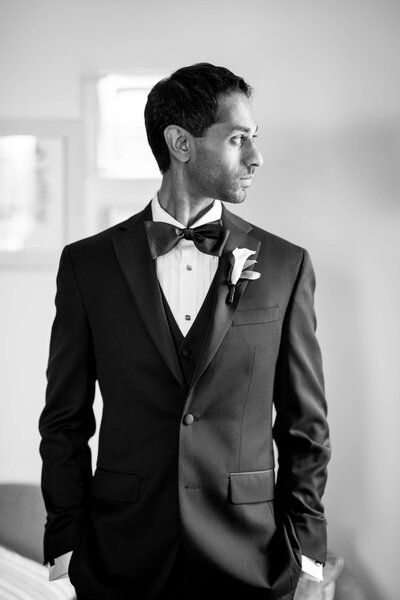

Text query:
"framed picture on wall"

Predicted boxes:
[[0, 119, 83, 267]]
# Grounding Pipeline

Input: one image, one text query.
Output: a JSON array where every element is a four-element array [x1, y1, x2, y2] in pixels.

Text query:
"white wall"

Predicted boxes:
[[1, 1, 399, 598]]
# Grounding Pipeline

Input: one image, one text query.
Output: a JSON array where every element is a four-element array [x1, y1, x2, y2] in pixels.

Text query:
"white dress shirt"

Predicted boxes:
[[48, 192, 322, 582], [151, 192, 221, 335]]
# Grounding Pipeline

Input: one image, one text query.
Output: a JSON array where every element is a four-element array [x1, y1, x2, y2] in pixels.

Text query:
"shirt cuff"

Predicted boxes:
[[47, 551, 73, 581], [301, 554, 323, 581]]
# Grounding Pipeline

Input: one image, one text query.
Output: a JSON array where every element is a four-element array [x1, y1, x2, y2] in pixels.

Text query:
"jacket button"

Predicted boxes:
[[183, 413, 194, 425], [181, 347, 191, 358]]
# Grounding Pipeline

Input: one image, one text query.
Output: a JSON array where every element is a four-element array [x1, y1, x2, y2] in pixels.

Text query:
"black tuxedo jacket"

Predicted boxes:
[[39, 202, 330, 600]]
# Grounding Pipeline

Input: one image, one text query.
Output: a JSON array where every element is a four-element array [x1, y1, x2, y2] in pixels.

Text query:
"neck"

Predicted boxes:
[[158, 170, 215, 227]]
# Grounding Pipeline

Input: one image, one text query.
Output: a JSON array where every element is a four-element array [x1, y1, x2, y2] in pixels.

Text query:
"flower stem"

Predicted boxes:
[[228, 284, 236, 304]]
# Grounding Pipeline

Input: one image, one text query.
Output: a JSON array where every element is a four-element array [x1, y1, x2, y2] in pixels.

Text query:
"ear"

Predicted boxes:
[[163, 125, 191, 165]]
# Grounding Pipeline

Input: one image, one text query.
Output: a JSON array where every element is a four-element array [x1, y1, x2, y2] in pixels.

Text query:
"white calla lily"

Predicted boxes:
[[231, 247, 257, 285], [227, 247, 261, 303]]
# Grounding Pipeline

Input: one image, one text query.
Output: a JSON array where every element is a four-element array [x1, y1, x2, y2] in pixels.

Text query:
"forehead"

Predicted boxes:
[[212, 92, 257, 133]]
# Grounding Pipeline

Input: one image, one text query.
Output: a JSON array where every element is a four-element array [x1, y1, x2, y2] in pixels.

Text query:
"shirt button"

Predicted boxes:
[[185, 315, 191, 321], [181, 348, 191, 358], [183, 413, 194, 425], [186, 265, 192, 271]]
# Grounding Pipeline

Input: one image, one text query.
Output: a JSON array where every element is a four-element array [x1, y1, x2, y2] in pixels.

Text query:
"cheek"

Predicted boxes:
[[191, 145, 239, 190], [212, 151, 237, 176], [201, 155, 226, 182]]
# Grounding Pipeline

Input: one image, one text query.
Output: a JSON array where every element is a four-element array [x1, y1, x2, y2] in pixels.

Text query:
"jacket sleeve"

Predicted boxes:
[[273, 249, 331, 564], [39, 245, 96, 565]]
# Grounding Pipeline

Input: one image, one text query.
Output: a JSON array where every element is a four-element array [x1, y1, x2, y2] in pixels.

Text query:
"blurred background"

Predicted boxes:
[[0, 1, 399, 599]]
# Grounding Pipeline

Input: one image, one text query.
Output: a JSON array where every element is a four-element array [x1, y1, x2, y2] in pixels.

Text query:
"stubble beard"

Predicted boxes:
[[214, 179, 247, 204], [190, 162, 247, 205]]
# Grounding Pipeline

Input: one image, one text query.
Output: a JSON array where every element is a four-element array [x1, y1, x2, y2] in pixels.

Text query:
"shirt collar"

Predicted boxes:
[[151, 191, 222, 228]]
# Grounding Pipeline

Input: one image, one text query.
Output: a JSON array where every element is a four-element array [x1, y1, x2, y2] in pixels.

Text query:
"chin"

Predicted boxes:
[[222, 190, 247, 204]]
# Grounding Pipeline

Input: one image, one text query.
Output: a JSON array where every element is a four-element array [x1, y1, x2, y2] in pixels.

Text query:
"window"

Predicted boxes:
[[96, 74, 164, 180], [84, 72, 165, 232]]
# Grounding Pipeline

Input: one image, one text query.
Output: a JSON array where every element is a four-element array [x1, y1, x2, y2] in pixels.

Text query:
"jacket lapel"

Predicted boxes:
[[112, 203, 186, 389], [190, 206, 261, 391]]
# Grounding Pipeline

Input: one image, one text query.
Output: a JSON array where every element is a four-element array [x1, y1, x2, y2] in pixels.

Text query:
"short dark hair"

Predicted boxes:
[[144, 62, 252, 173]]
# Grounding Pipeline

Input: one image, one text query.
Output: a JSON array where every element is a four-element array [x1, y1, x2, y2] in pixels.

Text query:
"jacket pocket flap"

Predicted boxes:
[[92, 469, 140, 502], [229, 469, 275, 504], [233, 306, 279, 326]]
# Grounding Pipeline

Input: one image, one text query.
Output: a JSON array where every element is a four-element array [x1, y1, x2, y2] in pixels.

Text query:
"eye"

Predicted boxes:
[[231, 135, 245, 146], [231, 133, 259, 147]]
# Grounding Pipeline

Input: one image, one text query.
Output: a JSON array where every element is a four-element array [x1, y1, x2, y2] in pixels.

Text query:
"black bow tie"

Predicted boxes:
[[144, 220, 230, 259]]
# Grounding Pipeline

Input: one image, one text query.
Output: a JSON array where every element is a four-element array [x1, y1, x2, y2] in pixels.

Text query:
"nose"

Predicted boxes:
[[246, 141, 263, 169]]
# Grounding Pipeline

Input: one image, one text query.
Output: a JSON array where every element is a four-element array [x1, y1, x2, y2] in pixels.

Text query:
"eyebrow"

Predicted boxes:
[[229, 124, 259, 135]]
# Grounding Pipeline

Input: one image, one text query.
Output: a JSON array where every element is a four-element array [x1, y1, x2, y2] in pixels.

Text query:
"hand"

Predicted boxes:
[[294, 573, 323, 600]]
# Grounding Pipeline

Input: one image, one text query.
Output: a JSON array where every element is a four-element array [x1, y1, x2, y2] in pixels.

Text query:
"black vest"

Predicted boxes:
[[160, 275, 218, 389]]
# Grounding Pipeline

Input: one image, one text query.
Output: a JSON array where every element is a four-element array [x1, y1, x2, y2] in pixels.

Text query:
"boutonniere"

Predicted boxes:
[[228, 247, 261, 304]]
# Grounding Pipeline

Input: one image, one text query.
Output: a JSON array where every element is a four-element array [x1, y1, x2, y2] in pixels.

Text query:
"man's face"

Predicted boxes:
[[187, 92, 263, 204]]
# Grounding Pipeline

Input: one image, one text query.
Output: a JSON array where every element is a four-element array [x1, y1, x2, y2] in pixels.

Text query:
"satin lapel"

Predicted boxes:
[[112, 204, 185, 389], [190, 207, 261, 391]]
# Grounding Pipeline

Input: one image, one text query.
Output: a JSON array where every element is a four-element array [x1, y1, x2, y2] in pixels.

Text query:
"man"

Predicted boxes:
[[39, 63, 330, 600]]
